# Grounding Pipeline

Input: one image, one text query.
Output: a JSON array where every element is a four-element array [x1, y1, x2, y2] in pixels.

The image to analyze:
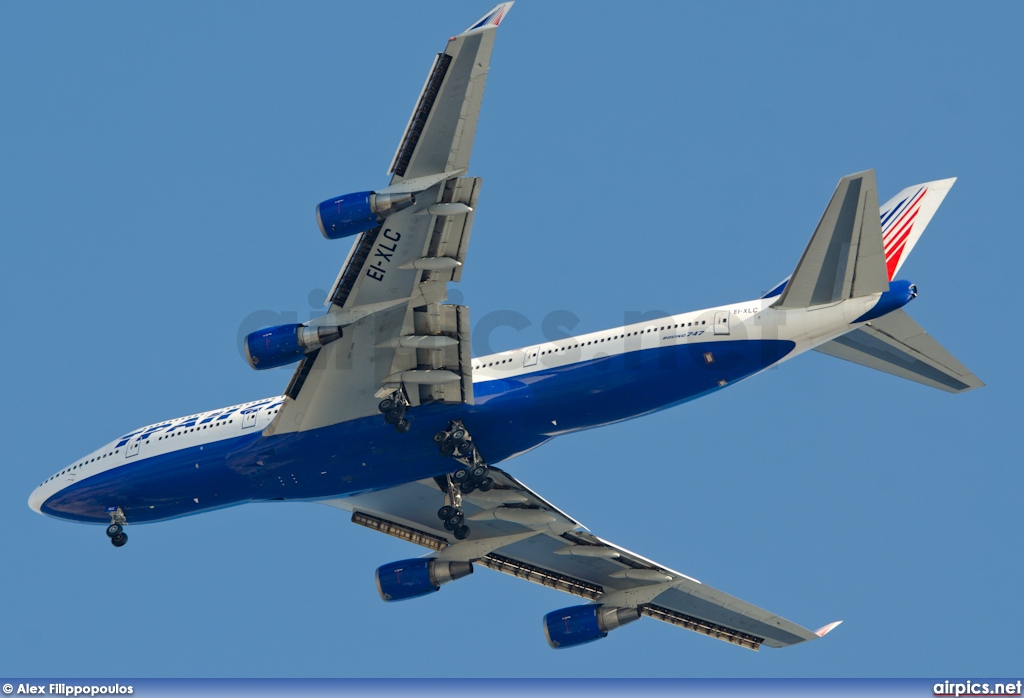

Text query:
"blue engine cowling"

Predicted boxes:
[[543, 605, 640, 649], [244, 324, 342, 370], [316, 191, 415, 240], [375, 558, 473, 602]]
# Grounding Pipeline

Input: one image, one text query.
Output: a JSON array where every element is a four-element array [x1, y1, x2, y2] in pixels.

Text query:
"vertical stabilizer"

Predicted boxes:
[[881, 178, 956, 280]]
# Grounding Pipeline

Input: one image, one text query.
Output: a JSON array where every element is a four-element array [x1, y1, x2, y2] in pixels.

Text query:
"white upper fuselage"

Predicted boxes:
[[29, 291, 882, 516]]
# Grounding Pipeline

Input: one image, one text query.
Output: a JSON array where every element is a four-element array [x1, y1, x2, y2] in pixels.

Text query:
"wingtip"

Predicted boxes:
[[814, 620, 843, 637]]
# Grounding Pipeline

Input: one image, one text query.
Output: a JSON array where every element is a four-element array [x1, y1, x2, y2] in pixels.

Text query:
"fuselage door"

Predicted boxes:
[[713, 311, 730, 335], [241, 409, 258, 429], [126, 439, 140, 459], [523, 347, 539, 367]]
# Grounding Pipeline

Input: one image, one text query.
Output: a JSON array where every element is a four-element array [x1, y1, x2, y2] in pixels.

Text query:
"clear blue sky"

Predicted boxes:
[[2, 1, 1021, 678]]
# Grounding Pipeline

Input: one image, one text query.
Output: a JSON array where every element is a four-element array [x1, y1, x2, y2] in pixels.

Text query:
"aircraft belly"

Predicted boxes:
[[41, 340, 793, 525]]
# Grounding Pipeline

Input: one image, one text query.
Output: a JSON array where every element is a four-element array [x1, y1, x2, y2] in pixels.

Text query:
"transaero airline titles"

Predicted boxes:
[[28, 3, 982, 651]]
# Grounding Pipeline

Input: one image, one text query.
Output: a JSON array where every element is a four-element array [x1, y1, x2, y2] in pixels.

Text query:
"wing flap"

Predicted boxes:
[[325, 466, 827, 651]]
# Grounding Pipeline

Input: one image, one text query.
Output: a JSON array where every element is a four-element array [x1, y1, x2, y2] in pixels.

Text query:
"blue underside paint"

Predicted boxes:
[[853, 279, 916, 323], [41, 339, 795, 524]]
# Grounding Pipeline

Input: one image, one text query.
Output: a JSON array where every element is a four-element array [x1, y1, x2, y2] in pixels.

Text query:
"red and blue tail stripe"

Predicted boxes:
[[881, 186, 927, 280]]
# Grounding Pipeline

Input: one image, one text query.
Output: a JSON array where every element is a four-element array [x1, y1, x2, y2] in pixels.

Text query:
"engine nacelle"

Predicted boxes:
[[244, 324, 342, 370], [316, 191, 415, 240], [375, 558, 473, 602], [542, 604, 640, 649]]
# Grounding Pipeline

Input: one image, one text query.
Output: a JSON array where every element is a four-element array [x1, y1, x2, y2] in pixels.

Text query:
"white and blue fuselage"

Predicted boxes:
[[28, 291, 888, 525]]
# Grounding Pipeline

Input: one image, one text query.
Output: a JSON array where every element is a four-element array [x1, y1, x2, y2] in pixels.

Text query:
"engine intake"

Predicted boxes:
[[244, 324, 342, 370], [375, 558, 473, 602], [316, 191, 415, 240], [543, 604, 640, 649]]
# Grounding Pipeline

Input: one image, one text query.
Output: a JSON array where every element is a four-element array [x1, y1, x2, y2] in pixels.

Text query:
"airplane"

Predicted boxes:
[[27, 3, 982, 651]]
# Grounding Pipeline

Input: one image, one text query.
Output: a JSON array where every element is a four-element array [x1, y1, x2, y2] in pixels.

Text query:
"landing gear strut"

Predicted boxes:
[[378, 389, 411, 433], [433, 420, 494, 540], [436, 475, 471, 541], [106, 508, 128, 547]]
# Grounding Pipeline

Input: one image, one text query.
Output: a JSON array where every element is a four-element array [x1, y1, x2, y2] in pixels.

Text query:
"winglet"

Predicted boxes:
[[814, 620, 843, 637], [461, 2, 514, 35]]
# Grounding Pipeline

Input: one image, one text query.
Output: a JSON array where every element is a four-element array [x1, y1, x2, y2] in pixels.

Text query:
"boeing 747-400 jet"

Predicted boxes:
[[28, 3, 982, 650]]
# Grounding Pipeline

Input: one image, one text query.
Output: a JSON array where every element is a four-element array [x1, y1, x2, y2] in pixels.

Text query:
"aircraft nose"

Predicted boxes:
[[28, 485, 46, 514]]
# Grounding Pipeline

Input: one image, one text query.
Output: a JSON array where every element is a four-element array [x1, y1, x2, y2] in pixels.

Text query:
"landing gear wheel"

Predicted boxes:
[[477, 476, 494, 492], [470, 465, 488, 480], [459, 481, 477, 494], [450, 428, 467, 442], [433, 430, 450, 444], [385, 406, 405, 424], [106, 523, 123, 538], [437, 505, 454, 520], [445, 512, 465, 529], [453, 525, 470, 540], [439, 441, 456, 457], [455, 440, 473, 455], [452, 467, 471, 484], [394, 419, 411, 433], [378, 398, 395, 413], [111, 532, 128, 547]]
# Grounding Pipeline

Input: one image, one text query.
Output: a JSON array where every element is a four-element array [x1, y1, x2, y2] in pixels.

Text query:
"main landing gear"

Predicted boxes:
[[378, 390, 411, 433], [433, 420, 494, 541], [106, 508, 128, 547]]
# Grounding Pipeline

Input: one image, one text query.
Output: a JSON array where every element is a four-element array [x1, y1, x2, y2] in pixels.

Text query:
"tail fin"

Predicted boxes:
[[774, 170, 889, 310], [762, 175, 956, 300], [880, 177, 956, 280]]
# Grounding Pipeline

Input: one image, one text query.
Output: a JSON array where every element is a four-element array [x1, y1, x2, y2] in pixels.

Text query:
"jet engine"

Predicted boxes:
[[375, 558, 473, 602], [316, 191, 415, 240], [542, 604, 640, 649], [244, 324, 342, 370]]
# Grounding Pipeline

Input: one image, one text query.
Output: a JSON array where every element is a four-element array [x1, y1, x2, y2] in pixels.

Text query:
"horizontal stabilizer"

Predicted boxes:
[[775, 170, 889, 309], [815, 309, 983, 393]]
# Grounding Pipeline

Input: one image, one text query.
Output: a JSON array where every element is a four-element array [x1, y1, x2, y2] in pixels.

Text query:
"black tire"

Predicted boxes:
[[459, 481, 477, 494], [111, 532, 128, 547], [452, 467, 470, 483], [439, 441, 456, 457], [453, 525, 470, 541], [433, 430, 449, 444], [445, 513, 464, 529], [106, 523, 122, 538], [395, 419, 411, 433], [456, 440, 473, 455], [477, 477, 494, 492], [438, 505, 454, 520], [385, 406, 405, 424], [451, 428, 467, 442], [378, 398, 394, 413], [443, 520, 455, 531], [470, 465, 487, 480]]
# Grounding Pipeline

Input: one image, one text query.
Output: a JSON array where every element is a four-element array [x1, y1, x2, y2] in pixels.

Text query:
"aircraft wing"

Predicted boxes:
[[322, 467, 838, 650], [268, 4, 513, 435]]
